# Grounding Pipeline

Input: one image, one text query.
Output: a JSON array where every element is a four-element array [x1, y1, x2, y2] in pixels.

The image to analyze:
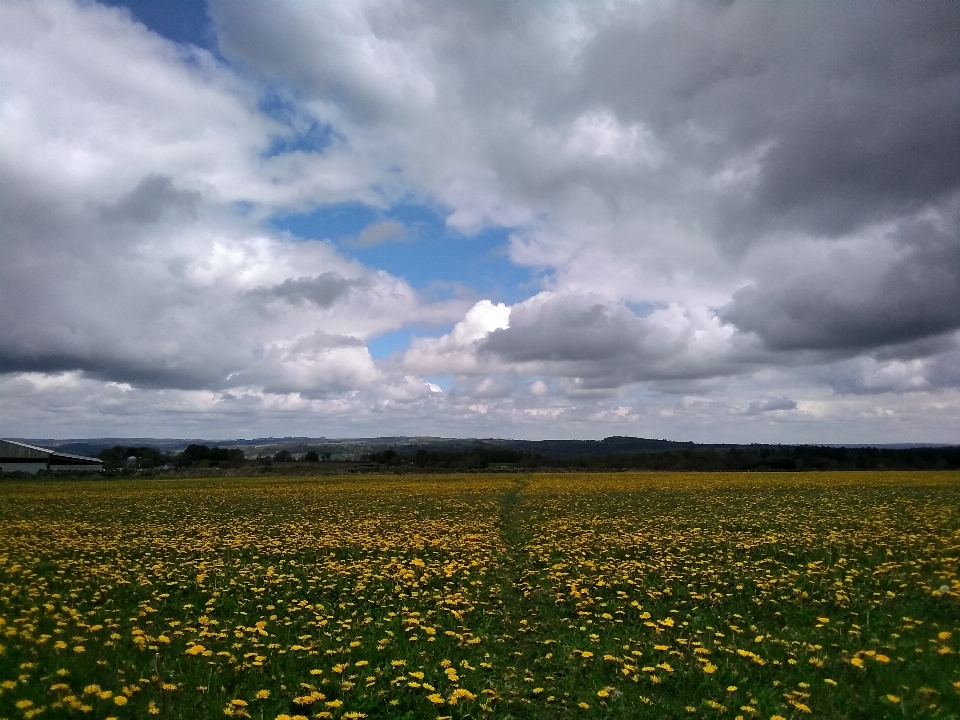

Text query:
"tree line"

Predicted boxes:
[[366, 444, 960, 471], [95, 443, 959, 472]]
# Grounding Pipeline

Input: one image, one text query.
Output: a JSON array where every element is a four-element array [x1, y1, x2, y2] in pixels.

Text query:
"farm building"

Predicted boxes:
[[0, 439, 103, 475]]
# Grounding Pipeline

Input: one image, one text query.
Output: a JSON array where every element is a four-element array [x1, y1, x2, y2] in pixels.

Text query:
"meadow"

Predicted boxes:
[[0, 471, 957, 719]]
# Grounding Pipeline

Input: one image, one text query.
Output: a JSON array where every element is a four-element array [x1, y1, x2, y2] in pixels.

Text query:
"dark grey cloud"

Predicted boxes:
[[722, 213, 960, 351], [740, 398, 797, 416], [99, 174, 201, 223], [0, 346, 229, 390], [253, 273, 368, 308], [582, 2, 960, 241], [351, 220, 407, 248]]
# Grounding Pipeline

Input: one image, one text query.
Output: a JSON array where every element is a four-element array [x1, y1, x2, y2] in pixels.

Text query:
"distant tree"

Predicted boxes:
[[273, 449, 292, 463], [180, 444, 211, 464], [370, 449, 397, 464], [303, 451, 320, 462], [98, 445, 168, 470]]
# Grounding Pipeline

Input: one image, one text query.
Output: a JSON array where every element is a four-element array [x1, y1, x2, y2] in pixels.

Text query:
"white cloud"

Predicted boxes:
[[1, 0, 958, 442]]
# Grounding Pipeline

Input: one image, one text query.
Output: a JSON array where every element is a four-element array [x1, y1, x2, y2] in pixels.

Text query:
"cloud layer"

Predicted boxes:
[[1, 0, 958, 441]]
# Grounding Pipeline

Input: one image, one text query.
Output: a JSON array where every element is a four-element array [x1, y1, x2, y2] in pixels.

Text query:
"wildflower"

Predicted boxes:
[[450, 688, 477, 702], [579, 702, 591, 709], [255, 690, 270, 699], [114, 696, 128, 706], [427, 693, 445, 704], [886, 695, 901, 703]]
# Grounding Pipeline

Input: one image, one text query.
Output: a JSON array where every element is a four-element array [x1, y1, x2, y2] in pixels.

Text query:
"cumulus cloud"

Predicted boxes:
[[1, 0, 959, 441], [0, 1, 461, 398], [401, 300, 510, 376], [477, 293, 744, 389]]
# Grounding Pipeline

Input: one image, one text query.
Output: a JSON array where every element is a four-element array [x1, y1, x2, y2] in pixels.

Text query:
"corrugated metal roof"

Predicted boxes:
[[0, 439, 102, 464]]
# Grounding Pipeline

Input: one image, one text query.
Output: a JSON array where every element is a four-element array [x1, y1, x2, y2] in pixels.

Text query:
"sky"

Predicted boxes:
[[1, 1, 959, 443]]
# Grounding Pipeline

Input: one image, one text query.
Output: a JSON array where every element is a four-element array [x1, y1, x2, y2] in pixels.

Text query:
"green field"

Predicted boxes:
[[0, 472, 958, 719]]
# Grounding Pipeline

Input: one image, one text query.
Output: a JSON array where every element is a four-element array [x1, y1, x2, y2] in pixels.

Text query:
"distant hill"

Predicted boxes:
[[19, 435, 957, 460]]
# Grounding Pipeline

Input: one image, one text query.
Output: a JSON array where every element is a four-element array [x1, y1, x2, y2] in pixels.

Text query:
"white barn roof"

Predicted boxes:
[[0, 439, 103, 472]]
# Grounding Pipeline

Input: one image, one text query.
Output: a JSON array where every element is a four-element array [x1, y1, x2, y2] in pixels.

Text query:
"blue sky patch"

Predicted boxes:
[[271, 202, 540, 304], [99, 0, 217, 52], [367, 328, 431, 360], [258, 89, 337, 157]]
